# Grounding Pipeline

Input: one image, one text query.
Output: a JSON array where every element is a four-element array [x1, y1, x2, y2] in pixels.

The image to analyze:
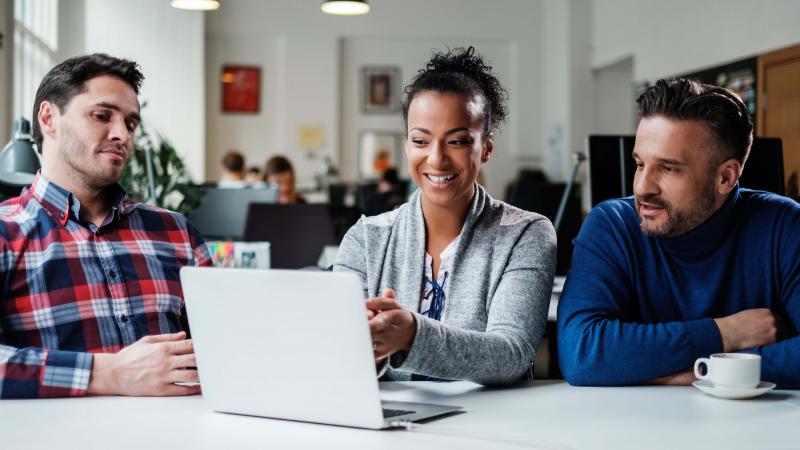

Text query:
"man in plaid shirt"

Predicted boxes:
[[0, 54, 212, 399]]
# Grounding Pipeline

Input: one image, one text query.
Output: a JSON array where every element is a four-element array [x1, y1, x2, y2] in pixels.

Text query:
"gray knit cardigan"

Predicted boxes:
[[333, 184, 556, 385]]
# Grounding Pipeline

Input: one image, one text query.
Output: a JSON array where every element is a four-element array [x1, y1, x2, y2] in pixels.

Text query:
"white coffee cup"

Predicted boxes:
[[694, 353, 761, 389]]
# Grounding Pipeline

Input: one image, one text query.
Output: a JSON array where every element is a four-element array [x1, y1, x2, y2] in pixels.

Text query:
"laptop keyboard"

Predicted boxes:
[[383, 408, 415, 418]]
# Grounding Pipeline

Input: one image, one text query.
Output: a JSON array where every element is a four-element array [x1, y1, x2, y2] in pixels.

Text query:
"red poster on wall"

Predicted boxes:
[[222, 65, 260, 113]]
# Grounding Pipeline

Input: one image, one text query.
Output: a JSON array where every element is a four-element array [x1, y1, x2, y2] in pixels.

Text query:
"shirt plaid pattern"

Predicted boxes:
[[0, 173, 211, 398]]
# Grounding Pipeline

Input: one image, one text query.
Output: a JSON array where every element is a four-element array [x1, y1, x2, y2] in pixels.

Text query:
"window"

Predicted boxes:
[[13, 0, 58, 122]]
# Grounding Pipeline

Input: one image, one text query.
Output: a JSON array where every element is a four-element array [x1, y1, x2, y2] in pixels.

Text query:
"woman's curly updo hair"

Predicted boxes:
[[402, 46, 508, 137]]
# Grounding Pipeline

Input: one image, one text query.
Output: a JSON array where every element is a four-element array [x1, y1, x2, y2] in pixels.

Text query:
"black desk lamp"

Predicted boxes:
[[0, 118, 41, 198], [553, 152, 586, 232]]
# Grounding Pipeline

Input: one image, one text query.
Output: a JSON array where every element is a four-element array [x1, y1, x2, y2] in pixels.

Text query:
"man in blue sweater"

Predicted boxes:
[[558, 78, 799, 388]]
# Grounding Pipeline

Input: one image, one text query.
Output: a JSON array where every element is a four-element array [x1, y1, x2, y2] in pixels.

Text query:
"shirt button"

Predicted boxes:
[[109, 270, 117, 278], [120, 314, 128, 322], [58, 211, 65, 219]]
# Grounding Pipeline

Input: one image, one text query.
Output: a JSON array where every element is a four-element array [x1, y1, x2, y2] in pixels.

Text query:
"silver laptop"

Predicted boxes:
[[180, 267, 461, 429]]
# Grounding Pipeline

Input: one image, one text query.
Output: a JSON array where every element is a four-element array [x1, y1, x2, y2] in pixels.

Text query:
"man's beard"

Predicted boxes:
[[58, 127, 125, 191], [636, 181, 717, 238]]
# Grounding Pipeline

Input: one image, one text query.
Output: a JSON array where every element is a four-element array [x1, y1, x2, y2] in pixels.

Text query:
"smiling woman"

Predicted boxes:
[[334, 47, 557, 385]]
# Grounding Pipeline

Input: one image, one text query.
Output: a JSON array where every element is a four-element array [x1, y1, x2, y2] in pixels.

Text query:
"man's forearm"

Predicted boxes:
[[559, 315, 723, 386]]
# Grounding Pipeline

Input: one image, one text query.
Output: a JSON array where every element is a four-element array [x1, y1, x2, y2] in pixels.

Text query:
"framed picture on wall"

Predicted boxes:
[[222, 65, 261, 113], [361, 66, 401, 114], [358, 130, 404, 180]]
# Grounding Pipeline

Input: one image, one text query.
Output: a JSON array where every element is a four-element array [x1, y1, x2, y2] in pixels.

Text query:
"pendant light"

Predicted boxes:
[[170, 0, 220, 11], [321, 0, 370, 16]]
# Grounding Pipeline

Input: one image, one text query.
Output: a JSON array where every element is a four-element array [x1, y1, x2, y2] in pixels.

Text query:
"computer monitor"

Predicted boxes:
[[587, 135, 636, 207], [356, 182, 379, 212], [328, 182, 354, 209], [505, 181, 582, 276], [186, 185, 278, 241], [243, 203, 338, 269], [740, 138, 784, 195], [588, 135, 786, 206]]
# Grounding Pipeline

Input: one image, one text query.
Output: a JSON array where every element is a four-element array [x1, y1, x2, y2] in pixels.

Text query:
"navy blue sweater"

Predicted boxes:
[[558, 186, 800, 388]]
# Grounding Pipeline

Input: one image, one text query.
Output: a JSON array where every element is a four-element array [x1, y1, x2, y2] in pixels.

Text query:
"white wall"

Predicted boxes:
[[205, 0, 543, 198], [82, 0, 206, 181], [539, 0, 592, 182], [593, 0, 800, 81], [592, 57, 635, 135], [55, 0, 85, 64]]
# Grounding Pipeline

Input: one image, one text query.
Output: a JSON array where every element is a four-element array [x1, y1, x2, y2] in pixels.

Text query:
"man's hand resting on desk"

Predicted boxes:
[[647, 370, 695, 386], [87, 331, 201, 396], [366, 289, 416, 361], [649, 309, 784, 386], [714, 308, 781, 352]]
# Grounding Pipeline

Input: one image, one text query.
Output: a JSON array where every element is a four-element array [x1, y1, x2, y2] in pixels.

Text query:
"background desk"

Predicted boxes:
[[2, 380, 797, 450]]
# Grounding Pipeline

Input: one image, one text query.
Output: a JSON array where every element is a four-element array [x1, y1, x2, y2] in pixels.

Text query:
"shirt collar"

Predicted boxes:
[[28, 171, 128, 225]]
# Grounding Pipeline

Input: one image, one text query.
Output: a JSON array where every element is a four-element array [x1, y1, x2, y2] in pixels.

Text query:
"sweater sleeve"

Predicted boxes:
[[751, 205, 800, 389], [557, 204, 723, 386], [394, 218, 556, 386], [332, 216, 369, 299]]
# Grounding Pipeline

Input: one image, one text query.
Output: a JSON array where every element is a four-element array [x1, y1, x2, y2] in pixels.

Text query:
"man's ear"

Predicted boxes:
[[482, 133, 494, 163], [37, 101, 59, 144], [717, 158, 742, 195]]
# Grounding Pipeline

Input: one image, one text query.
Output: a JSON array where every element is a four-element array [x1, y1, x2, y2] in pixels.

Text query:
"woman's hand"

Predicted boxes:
[[366, 289, 417, 360]]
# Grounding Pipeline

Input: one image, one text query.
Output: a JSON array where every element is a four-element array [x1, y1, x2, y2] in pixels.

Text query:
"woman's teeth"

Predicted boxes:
[[427, 174, 456, 184]]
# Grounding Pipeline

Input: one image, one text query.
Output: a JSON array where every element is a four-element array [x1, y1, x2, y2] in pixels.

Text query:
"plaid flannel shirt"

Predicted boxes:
[[0, 173, 211, 399]]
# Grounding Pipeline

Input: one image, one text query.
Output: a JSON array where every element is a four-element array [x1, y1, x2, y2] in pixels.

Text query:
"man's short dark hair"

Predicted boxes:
[[265, 155, 295, 176], [636, 78, 754, 165], [222, 151, 245, 173], [32, 53, 144, 150]]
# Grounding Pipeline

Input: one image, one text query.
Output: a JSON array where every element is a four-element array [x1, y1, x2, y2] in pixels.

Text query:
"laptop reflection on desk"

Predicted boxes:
[[180, 267, 462, 429]]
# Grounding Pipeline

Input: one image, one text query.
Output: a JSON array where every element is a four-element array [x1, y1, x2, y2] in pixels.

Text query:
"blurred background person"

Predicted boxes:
[[218, 150, 247, 188], [245, 166, 264, 184], [265, 155, 305, 204]]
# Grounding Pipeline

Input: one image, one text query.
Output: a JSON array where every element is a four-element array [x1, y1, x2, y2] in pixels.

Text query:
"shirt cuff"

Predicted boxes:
[[685, 317, 724, 359], [39, 350, 94, 397], [389, 312, 428, 372]]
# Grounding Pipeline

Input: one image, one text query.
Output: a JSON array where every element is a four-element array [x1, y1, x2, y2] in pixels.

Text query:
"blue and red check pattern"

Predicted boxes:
[[0, 173, 211, 398]]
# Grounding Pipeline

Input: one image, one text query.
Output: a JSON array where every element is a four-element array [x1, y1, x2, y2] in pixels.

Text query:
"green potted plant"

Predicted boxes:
[[121, 119, 203, 215]]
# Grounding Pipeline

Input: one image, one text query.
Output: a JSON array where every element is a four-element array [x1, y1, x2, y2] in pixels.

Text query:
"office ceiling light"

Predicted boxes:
[[321, 0, 370, 16], [170, 0, 220, 11]]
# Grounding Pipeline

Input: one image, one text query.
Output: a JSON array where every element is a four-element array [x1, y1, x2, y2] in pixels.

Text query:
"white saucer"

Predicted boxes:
[[692, 380, 776, 399]]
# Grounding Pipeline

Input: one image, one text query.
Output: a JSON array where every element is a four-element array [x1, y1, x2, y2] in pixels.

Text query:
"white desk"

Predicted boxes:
[[2, 381, 797, 450]]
